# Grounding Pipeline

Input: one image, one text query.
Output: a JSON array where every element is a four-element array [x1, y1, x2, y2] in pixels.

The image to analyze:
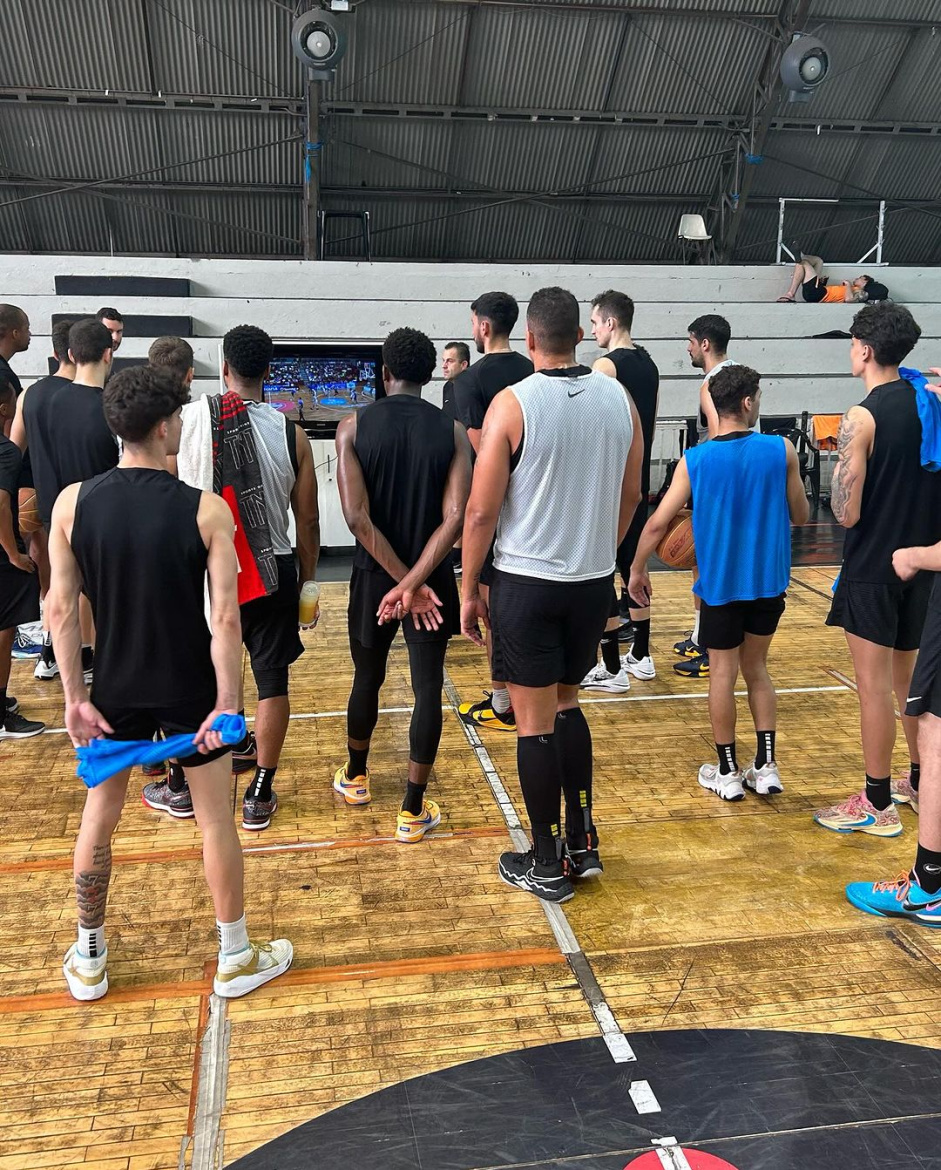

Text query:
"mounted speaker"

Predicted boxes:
[[291, 8, 348, 81], [780, 34, 830, 103]]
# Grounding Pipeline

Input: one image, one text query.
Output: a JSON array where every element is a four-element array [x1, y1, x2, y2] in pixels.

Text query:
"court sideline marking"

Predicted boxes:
[[442, 669, 637, 1066]]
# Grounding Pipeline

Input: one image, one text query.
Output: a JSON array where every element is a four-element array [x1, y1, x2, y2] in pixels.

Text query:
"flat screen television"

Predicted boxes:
[[262, 343, 384, 438]]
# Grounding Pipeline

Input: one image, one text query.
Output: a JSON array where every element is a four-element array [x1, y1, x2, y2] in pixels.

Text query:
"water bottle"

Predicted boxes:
[[299, 581, 320, 628]]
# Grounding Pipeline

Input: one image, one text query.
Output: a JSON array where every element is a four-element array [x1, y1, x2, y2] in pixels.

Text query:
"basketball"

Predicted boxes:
[[656, 508, 696, 569], [17, 488, 41, 535]]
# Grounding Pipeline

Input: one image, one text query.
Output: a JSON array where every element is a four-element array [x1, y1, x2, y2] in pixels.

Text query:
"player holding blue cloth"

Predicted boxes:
[[47, 365, 293, 1002]]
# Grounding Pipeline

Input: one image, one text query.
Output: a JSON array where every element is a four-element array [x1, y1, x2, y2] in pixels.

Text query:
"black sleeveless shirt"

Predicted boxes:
[[843, 379, 941, 583], [71, 468, 216, 707], [607, 347, 659, 494], [22, 374, 72, 523], [353, 395, 457, 572]]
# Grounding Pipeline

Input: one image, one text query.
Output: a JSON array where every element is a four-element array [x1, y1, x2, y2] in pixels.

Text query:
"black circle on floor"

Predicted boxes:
[[229, 1028, 941, 1169]]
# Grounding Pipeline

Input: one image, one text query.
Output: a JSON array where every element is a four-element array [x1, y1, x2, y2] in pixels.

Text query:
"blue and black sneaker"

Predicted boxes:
[[846, 872, 941, 927]]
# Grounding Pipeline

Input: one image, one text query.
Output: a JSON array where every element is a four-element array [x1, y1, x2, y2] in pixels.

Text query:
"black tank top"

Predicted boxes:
[[72, 467, 216, 707], [607, 347, 659, 494], [23, 375, 72, 523], [843, 379, 941, 583], [47, 382, 119, 499], [353, 395, 456, 573]]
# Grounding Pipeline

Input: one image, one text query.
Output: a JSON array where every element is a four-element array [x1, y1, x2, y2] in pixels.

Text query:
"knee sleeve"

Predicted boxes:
[[253, 666, 289, 701], [407, 640, 446, 766]]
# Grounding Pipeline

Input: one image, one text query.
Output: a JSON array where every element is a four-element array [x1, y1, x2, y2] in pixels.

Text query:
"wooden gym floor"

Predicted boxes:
[[2, 558, 940, 1169]]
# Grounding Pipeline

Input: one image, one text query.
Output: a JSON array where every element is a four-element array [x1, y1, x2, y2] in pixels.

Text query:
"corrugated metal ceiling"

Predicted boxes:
[[1, 0, 940, 261]]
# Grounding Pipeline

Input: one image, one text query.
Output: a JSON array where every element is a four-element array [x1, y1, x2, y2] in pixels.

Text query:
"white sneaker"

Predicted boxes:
[[34, 655, 59, 680], [581, 664, 630, 693], [622, 652, 656, 680], [744, 760, 783, 795], [698, 762, 745, 802], [213, 938, 294, 998], [63, 943, 108, 1002]]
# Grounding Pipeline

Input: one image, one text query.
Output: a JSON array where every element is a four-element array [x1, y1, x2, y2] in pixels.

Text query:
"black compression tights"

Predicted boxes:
[[347, 636, 447, 766]]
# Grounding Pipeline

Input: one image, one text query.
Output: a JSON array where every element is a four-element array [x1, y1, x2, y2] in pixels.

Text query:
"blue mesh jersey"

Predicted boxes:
[[685, 432, 791, 606]]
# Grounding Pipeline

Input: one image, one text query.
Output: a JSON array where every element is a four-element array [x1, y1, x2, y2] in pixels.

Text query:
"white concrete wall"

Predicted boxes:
[[4, 255, 940, 545]]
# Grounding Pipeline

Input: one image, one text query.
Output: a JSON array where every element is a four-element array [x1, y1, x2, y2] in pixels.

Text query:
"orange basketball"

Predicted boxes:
[[656, 508, 696, 569], [17, 488, 41, 535]]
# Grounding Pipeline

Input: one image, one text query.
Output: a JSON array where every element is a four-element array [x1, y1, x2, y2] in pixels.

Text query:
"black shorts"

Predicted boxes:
[[700, 592, 786, 650], [826, 574, 932, 651], [907, 577, 941, 717], [95, 698, 230, 769], [0, 563, 40, 630], [489, 569, 612, 688], [240, 555, 304, 678], [616, 501, 650, 584], [348, 564, 458, 648], [802, 278, 827, 304], [479, 541, 496, 589]]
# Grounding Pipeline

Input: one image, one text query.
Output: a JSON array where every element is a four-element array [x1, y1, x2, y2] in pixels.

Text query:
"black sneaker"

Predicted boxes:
[[5, 695, 19, 716], [141, 778, 194, 819], [499, 848, 574, 903], [673, 651, 709, 678], [566, 833, 604, 879], [232, 731, 257, 776], [242, 792, 278, 831], [0, 712, 46, 739]]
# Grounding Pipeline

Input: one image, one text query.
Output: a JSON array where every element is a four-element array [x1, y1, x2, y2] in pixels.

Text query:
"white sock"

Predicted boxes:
[[78, 925, 105, 960], [491, 687, 511, 714], [217, 914, 249, 957], [692, 611, 701, 647]]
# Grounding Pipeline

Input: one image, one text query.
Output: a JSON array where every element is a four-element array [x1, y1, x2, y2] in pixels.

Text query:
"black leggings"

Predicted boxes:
[[347, 636, 448, 766]]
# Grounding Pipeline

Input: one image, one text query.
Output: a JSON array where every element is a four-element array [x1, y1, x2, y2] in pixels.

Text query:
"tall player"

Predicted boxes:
[[580, 290, 659, 694], [47, 365, 292, 1000], [454, 292, 533, 733]]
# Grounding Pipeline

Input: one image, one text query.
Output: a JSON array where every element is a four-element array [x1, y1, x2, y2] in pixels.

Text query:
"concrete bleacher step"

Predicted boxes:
[[50, 313, 194, 337], [53, 275, 192, 298]]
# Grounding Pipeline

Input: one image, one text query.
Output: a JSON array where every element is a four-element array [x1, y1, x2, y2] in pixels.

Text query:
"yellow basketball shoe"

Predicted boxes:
[[395, 799, 441, 843], [333, 764, 371, 806]]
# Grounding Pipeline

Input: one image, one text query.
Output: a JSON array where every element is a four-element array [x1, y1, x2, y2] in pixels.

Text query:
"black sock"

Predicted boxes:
[[247, 765, 277, 802], [554, 708, 595, 850], [517, 733, 562, 862], [913, 844, 941, 894], [402, 781, 426, 816], [755, 730, 776, 769], [530, 825, 563, 866], [910, 762, 921, 792], [81, 645, 94, 671], [865, 774, 891, 811], [167, 761, 187, 793], [716, 742, 738, 775], [600, 633, 620, 675], [631, 618, 651, 660], [347, 744, 369, 778], [40, 636, 55, 667]]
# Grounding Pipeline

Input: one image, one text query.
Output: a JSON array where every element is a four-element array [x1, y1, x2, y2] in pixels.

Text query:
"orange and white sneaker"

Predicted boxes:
[[395, 799, 441, 843], [63, 943, 108, 1002], [813, 790, 902, 837], [891, 774, 920, 814], [333, 764, 371, 806]]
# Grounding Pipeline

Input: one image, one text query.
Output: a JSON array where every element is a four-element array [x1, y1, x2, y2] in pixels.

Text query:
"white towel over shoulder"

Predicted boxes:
[[177, 397, 213, 491]]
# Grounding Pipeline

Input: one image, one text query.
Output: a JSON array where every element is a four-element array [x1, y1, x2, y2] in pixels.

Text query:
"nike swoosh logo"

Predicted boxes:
[[903, 897, 941, 912], [568, 388, 587, 398]]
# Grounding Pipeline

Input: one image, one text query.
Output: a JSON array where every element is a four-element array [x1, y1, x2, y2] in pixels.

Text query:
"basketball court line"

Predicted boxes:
[[32, 684, 850, 738], [442, 669, 638, 1067]]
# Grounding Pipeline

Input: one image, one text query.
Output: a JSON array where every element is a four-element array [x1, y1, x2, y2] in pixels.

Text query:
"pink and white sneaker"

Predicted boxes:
[[813, 790, 902, 837], [891, 774, 919, 814]]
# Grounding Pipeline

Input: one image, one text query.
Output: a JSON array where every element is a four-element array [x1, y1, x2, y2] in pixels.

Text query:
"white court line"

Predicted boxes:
[[189, 994, 230, 1170], [654, 1138, 694, 1169], [629, 1080, 662, 1114], [35, 684, 851, 737]]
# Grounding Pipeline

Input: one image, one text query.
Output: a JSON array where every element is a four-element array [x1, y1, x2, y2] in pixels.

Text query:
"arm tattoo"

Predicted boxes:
[[76, 843, 112, 929], [831, 415, 859, 523]]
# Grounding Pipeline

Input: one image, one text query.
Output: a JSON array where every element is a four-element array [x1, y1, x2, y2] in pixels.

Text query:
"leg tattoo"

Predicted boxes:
[[76, 843, 112, 929]]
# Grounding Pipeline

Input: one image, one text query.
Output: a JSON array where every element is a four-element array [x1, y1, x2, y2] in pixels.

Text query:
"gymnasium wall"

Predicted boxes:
[[3, 255, 940, 543]]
